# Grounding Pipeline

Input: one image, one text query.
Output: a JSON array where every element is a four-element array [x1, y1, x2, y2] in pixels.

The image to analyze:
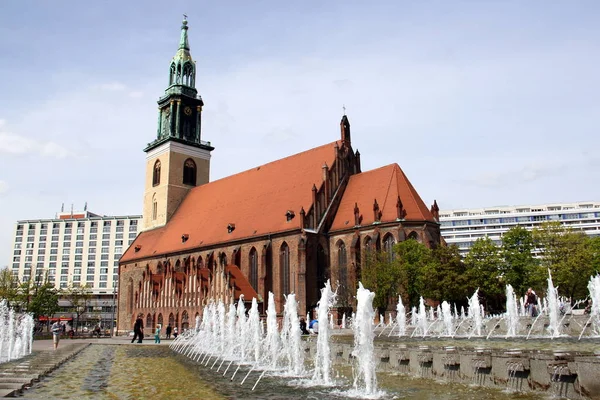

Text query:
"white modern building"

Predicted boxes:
[[8, 209, 142, 328], [440, 202, 600, 255]]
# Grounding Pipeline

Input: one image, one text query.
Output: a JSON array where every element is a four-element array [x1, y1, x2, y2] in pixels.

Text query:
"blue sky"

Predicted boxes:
[[1, 1, 599, 265]]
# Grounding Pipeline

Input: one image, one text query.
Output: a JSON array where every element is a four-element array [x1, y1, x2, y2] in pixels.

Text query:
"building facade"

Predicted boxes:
[[117, 18, 441, 335], [8, 209, 141, 327], [440, 201, 600, 255]]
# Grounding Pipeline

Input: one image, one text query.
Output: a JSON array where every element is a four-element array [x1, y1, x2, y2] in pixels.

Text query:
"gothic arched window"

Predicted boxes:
[[152, 194, 158, 221], [280, 242, 290, 297], [249, 247, 258, 291], [219, 252, 227, 267], [383, 234, 395, 263], [183, 158, 196, 186], [153, 160, 161, 186], [169, 63, 176, 86], [337, 241, 347, 293], [364, 236, 372, 253]]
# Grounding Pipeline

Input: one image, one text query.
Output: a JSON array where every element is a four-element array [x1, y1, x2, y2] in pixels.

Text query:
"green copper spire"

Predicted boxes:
[[179, 15, 190, 50], [168, 15, 196, 89]]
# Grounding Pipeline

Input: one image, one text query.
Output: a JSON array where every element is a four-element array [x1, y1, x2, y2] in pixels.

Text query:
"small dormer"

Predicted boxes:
[[227, 223, 236, 234], [286, 210, 295, 222]]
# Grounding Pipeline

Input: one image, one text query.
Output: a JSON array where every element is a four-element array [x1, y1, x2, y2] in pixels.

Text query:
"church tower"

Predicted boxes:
[[142, 17, 214, 231]]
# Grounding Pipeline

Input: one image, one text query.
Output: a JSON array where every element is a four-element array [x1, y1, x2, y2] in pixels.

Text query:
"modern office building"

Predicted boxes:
[[8, 209, 141, 328], [440, 202, 600, 255]]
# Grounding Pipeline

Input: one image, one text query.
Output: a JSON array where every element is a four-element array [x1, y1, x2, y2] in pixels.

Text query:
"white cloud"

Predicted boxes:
[[0, 180, 8, 195], [0, 131, 72, 158]]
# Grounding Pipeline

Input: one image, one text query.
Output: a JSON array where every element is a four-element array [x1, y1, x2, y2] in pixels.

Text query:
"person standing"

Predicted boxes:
[[166, 324, 172, 339], [524, 288, 538, 317], [154, 324, 161, 344], [131, 315, 144, 343], [51, 320, 61, 350], [299, 318, 309, 335]]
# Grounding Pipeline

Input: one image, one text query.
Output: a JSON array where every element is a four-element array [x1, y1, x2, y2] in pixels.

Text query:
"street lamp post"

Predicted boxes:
[[111, 287, 117, 337]]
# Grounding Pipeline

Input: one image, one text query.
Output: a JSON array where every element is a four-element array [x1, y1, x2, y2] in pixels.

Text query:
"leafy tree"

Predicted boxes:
[[419, 244, 469, 306], [464, 237, 504, 312], [589, 236, 600, 276], [501, 226, 543, 295], [361, 250, 402, 316], [63, 283, 92, 332], [27, 282, 60, 320], [0, 267, 19, 306], [533, 222, 595, 300], [395, 239, 437, 307]]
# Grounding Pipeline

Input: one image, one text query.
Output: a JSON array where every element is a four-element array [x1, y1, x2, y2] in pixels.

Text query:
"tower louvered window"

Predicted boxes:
[[153, 160, 161, 186], [183, 158, 196, 186]]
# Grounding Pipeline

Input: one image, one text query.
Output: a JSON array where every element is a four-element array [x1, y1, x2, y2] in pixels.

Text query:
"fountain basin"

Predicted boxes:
[[313, 335, 600, 398]]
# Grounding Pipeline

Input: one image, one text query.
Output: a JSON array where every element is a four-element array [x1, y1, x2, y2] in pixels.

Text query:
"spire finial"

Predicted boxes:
[[179, 15, 190, 50], [342, 104, 346, 115]]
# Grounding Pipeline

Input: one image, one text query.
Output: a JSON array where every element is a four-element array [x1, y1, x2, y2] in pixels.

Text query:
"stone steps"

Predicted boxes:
[[0, 343, 89, 397]]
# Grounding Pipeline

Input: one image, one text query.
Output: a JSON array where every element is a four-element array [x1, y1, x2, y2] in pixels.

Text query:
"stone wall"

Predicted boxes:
[[304, 337, 600, 399]]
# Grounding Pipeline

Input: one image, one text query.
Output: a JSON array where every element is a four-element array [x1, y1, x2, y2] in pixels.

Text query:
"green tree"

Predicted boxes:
[[0, 267, 19, 306], [501, 226, 543, 295], [63, 283, 92, 332], [395, 239, 436, 307], [533, 222, 594, 300], [589, 236, 600, 276], [419, 244, 469, 305], [361, 250, 402, 316], [464, 237, 504, 312], [27, 282, 60, 320]]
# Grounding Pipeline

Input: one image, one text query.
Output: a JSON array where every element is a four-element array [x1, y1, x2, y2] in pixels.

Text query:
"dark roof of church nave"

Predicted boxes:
[[121, 141, 435, 263]]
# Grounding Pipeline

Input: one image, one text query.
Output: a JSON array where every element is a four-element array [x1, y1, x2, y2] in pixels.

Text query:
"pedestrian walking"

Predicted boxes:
[[51, 320, 61, 350], [166, 324, 172, 339], [131, 315, 144, 343], [155, 324, 161, 344], [173, 326, 178, 338]]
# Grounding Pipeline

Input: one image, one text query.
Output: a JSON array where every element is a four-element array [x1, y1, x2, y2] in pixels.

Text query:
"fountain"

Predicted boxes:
[[467, 289, 483, 337], [312, 279, 336, 385], [265, 292, 280, 368], [282, 293, 304, 375], [166, 269, 600, 399], [588, 274, 600, 334], [394, 295, 406, 336], [505, 284, 519, 337], [440, 301, 453, 337], [351, 282, 379, 396], [0, 300, 34, 364], [546, 269, 561, 338]]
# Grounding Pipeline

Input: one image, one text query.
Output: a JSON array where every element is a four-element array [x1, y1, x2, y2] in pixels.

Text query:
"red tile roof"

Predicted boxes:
[[122, 141, 340, 263], [330, 163, 435, 231]]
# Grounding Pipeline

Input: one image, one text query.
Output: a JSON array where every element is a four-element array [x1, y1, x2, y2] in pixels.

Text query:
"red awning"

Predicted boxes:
[[38, 316, 73, 322]]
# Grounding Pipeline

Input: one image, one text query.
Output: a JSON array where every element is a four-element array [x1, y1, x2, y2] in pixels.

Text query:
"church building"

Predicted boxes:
[[117, 18, 441, 334]]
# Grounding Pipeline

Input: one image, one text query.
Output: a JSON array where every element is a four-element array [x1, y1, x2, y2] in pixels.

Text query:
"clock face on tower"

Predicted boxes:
[[184, 106, 192, 116]]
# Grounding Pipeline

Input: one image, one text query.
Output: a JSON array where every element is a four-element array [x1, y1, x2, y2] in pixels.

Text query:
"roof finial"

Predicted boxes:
[[342, 104, 346, 115], [179, 15, 190, 50]]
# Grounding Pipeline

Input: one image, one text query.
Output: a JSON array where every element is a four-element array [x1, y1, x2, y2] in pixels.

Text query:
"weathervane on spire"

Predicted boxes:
[[183, 13, 188, 21], [343, 104, 347, 115]]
